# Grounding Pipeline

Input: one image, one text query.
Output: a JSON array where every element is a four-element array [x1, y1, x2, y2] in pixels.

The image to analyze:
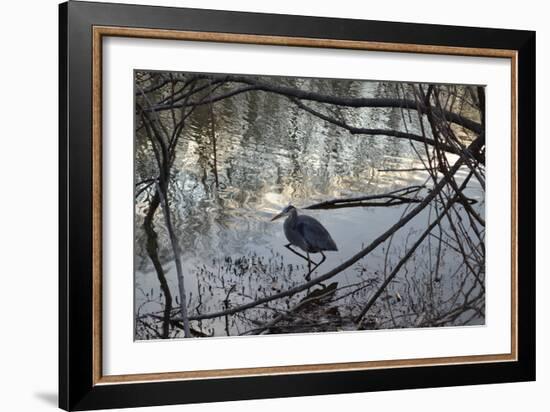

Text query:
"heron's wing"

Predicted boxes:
[[296, 215, 338, 251]]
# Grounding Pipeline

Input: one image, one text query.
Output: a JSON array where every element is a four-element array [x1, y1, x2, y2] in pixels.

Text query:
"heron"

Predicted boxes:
[[271, 205, 338, 280]]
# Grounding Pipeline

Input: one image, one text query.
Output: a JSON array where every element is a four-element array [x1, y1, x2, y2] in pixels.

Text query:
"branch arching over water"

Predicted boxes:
[[146, 75, 482, 135]]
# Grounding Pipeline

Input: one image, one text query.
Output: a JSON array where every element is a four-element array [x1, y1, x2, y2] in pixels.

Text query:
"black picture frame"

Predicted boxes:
[[59, 1, 536, 410]]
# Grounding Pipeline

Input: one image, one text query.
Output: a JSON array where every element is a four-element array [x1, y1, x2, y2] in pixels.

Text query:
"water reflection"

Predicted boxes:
[[134, 73, 485, 339]]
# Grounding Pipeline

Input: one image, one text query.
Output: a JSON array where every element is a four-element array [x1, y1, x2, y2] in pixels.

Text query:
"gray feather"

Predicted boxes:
[[283, 208, 338, 253]]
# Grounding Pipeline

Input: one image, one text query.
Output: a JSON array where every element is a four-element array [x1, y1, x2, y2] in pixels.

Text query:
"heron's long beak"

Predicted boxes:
[[270, 212, 285, 221]]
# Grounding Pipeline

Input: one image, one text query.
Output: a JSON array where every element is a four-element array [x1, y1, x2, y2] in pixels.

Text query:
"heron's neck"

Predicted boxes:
[[285, 209, 298, 227]]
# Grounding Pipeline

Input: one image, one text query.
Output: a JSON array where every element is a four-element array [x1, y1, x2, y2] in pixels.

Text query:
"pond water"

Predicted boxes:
[[134, 75, 485, 339]]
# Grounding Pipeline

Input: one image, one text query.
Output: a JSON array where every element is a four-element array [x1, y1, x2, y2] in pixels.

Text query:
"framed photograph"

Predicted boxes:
[[59, 1, 535, 410]]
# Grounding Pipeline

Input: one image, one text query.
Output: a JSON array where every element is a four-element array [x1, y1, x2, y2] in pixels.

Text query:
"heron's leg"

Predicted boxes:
[[284, 244, 309, 262], [306, 252, 313, 280], [309, 251, 327, 275], [284, 244, 315, 281], [317, 251, 327, 269]]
